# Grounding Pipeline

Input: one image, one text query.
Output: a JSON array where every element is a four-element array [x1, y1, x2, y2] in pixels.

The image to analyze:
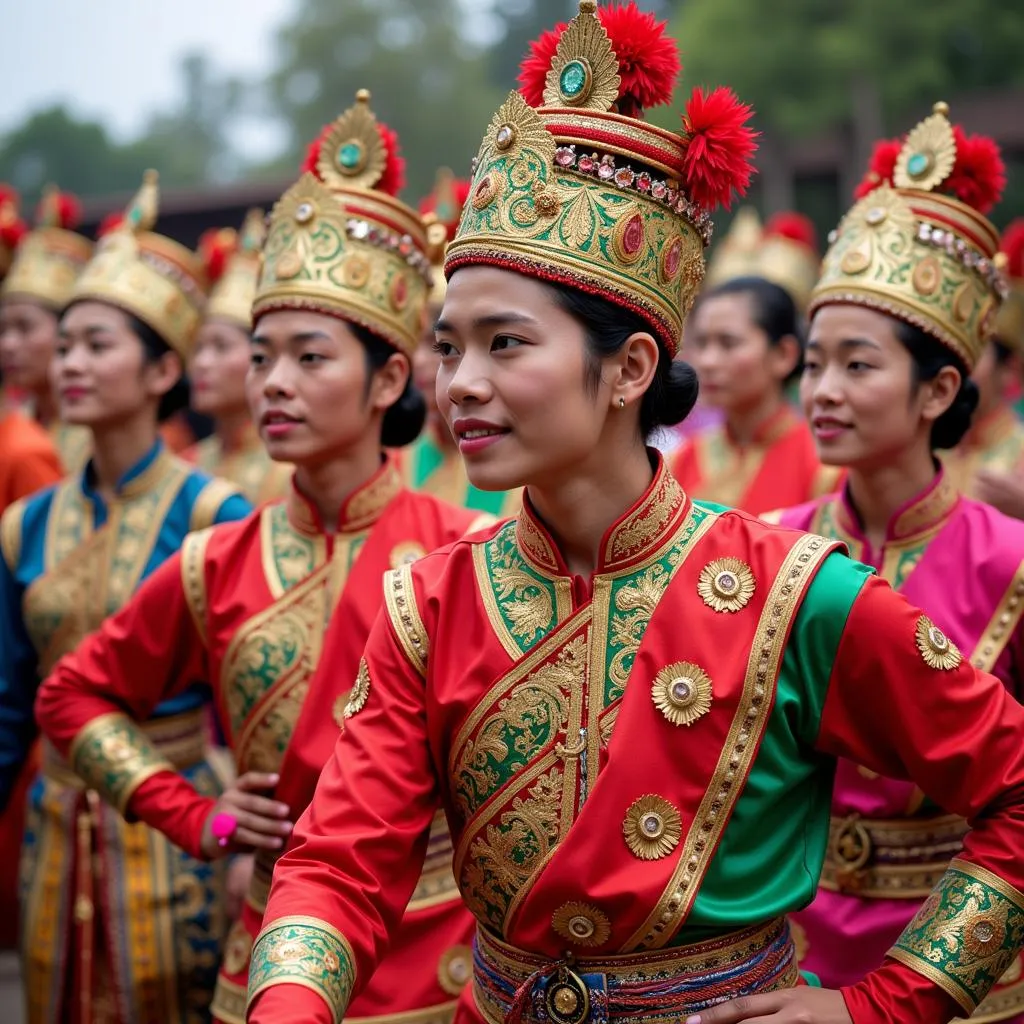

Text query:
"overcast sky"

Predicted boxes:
[[3, 0, 295, 152]]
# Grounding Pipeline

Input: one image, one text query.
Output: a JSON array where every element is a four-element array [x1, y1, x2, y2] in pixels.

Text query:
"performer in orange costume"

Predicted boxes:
[[187, 214, 292, 505], [242, 7, 1024, 1024], [36, 93, 482, 1024]]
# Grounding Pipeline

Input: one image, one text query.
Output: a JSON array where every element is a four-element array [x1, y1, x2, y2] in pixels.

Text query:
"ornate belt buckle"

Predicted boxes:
[[832, 816, 872, 892], [545, 966, 591, 1024]]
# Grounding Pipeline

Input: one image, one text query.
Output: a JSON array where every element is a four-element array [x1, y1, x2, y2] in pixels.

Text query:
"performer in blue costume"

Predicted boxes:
[[0, 172, 250, 1024]]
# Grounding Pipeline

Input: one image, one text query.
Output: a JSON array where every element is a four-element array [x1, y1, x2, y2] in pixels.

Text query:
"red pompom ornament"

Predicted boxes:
[[763, 212, 818, 252], [945, 126, 1005, 216], [681, 86, 759, 212], [853, 138, 901, 199], [36, 189, 82, 230], [198, 228, 239, 284], [1000, 220, 1024, 282], [598, 3, 680, 116], [97, 212, 126, 238]]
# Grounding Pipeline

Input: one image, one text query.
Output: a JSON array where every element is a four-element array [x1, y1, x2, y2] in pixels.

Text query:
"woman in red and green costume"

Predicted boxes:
[[35, 94, 481, 1024], [245, 6, 1024, 1024]]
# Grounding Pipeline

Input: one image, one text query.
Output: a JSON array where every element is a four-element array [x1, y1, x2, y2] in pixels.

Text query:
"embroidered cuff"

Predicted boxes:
[[888, 858, 1024, 1015], [247, 915, 356, 1024], [68, 712, 175, 815]]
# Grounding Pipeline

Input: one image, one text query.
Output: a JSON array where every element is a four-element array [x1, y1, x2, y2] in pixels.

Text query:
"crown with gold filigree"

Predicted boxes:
[[420, 169, 471, 307], [1, 187, 92, 310], [254, 91, 430, 358], [704, 207, 762, 289], [444, 0, 758, 358], [70, 171, 207, 360], [200, 209, 266, 331], [0, 186, 28, 280], [752, 212, 820, 311], [811, 102, 1009, 372], [993, 220, 1024, 354]]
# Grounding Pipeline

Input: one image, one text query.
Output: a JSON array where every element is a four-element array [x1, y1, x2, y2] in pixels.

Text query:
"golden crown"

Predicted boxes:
[[206, 209, 266, 330], [812, 103, 1008, 372], [421, 169, 471, 307], [445, 0, 757, 358], [254, 91, 431, 358], [704, 207, 762, 288], [1, 188, 93, 311], [70, 171, 208, 360]]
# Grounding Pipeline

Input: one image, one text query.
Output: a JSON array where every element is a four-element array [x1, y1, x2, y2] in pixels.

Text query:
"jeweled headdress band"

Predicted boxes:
[[445, 0, 758, 359], [812, 102, 1008, 372]]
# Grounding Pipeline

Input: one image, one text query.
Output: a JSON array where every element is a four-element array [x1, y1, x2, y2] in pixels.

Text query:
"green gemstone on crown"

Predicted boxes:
[[907, 152, 931, 178], [338, 141, 363, 171], [559, 60, 588, 100]]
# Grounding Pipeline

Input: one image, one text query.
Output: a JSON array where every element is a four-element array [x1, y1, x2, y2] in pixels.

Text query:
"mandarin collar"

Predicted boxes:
[[835, 466, 959, 546], [285, 453, 404, 537], [723, 403, 798, 449], [81, 439, 174, 502], [515, 450, 689, 578]]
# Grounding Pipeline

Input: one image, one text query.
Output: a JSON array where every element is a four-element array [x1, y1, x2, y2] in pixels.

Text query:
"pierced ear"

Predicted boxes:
[[146, 350, 183, 399], [370, 351, 410, 411], [613, 331, 661, 407]]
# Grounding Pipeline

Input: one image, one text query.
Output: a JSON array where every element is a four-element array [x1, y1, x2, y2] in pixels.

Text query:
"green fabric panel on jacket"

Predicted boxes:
[[411, 434, 511, 515], [671, 552, 874, 941]]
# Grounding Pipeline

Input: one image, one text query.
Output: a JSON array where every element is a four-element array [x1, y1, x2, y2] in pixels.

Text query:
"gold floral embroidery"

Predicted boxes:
[[383, 564, 429, 676], [697, 558, 755, 613], [651, 662, 713, 727], [389, 541, 427, 568], [604, 465, 684, 566], [551, 901, 612, 948], [343, 660, 371, 719], [223, 920, 255, 976], [437, 945, 473, 996], [916, 615, 963, 670], [622, 795, 683, 860]]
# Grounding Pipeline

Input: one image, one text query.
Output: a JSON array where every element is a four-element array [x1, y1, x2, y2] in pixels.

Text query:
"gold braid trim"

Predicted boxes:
[[248, 915, 356, 1024], [189, 477, 241, 532], [180, 526, 213, 646], [889, 858, 1024, 1015], [0, 498, 26, 572], [383, 564, 429, 677], [970, 559, 1024, 674], [67, 712, 176, 815]]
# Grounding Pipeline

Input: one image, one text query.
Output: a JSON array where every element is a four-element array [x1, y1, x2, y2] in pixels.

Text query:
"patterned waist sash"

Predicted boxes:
[[473, 918, 798, 1024], [822, 812, 968, 899], [41, 708, 209, 789]]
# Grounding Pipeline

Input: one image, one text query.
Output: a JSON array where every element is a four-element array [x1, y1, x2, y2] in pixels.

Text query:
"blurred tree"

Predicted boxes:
[[265, 0, 504, 200]]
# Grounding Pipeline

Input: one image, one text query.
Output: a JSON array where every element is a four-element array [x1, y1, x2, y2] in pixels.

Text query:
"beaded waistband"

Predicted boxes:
[[821, 812, 969, 899], [42, 707, 209, 789], [473, 918, 799, 1024]]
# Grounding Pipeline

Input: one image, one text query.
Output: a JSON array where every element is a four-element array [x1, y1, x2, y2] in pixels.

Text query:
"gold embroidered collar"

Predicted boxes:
[[286, 453, 403, 537], [515, 451, 688, 577], [81, 439, 178, 502], [834, 467, 959, 546]]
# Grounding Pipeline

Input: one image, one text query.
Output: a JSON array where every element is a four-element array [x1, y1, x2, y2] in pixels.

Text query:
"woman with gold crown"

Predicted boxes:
[[942, 219, 1024, 518], [671, 212, 839, 516], [0, 172, 252, 1024], [773, 105, 1024, 1022], [239, 6, 1024, 1024], [0, 187, 93, 472], [36, 94, 482, 1024], [186, 212, 292, 505], [406, 169, 520, 516]]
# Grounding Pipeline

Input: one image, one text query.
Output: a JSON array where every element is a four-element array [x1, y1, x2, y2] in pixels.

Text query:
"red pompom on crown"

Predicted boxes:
[[853, 122, 1005, 215], [301, 120, 406, 197], [681, 86, 759, 212], [0, 185, 27, 251], [517, 3, 679, 115], [198, 228, 239, 284], [36, 189, 82, 230], [1001, 219, 1024, 282], [763, 211, 818, 252], [97, 211, 126, 238]]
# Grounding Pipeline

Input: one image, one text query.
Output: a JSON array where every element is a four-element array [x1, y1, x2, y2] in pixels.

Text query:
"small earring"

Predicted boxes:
[[618, 396, 625, 409]]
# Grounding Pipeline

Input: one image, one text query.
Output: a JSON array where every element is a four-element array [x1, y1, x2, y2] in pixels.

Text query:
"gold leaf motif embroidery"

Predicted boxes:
[[916, 615, 963, 670], [893, 103, 957, 193], [697, 557, 756, 613], [542, 2, 621, 111], [551, 900, 612, 948], [651, 662, 713, 727], [343, 660, 371, 719], [622, 795, 683, 861], [482, 91, 556, 169]]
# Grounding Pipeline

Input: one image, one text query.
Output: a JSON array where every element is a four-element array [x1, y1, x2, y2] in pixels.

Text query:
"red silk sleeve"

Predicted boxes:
[[812, 574, 1024, 1023], [248, 605, 440, 1024], [34, 551, 216, 856]]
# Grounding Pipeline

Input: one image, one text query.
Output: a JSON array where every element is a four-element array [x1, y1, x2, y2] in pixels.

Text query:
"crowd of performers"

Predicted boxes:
[[1, 3, 1024, 1023]]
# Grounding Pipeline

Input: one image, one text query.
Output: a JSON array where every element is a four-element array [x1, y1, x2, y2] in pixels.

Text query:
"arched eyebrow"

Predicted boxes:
[[806, 336, 883, 352], [433, 312, 538, 335], [251, 329, 334, 347]]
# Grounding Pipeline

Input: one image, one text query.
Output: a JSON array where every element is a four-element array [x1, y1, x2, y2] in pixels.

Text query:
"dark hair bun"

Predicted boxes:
[[642, 355, 699, 435], [381, 379, 427, 447], [931, 377, 978, 450]]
